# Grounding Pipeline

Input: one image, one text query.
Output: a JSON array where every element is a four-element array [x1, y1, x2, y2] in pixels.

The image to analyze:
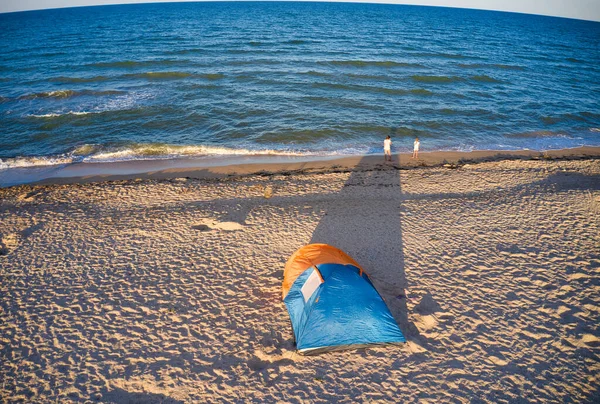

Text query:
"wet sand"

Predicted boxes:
[[1, 146, 599, 188]]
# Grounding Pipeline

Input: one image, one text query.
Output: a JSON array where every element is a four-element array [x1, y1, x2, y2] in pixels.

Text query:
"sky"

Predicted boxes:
[[0, 0, 599, 22]]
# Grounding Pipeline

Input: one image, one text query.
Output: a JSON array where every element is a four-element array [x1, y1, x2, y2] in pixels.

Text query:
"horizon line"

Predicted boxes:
[[1, 1, 599, 23]]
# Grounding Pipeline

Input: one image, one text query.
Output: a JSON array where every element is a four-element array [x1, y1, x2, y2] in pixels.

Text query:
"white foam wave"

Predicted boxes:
[[25, 90, 154, 119], [82, 144, 311, 163], [0, 144, 322, 170], [28, 111, 93, 118], [48, 90, 70, 97], [0, 156, 73, 170]]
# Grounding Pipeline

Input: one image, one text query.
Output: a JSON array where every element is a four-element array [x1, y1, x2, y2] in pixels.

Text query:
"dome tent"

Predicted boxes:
[[282, 244, 406, 354]]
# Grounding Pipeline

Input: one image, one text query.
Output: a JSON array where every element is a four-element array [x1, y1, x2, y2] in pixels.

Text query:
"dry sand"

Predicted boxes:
[[1, 153, 599, 403]]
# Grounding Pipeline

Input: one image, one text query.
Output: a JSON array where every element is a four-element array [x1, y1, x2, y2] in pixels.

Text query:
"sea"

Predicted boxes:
[[0, 2, 599, 184]]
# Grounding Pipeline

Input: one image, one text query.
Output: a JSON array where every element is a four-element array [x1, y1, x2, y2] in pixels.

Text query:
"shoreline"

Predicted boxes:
[[1, 146, 599, 188]]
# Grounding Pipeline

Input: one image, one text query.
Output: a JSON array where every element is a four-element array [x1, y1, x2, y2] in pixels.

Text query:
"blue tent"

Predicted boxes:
[[282, 244, 406, 354]]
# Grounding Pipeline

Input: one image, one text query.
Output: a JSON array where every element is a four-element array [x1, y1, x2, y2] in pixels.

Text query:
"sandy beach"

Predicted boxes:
[[1, 150, 599, 403]]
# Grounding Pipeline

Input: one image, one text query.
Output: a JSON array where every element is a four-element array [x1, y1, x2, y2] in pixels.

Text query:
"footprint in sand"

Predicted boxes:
[[0, 222, 43, 257], [414, 314, 439, 333], [192, 220, 244, 232], [0, 233, 19, 257], [581, 334, 600, 347], [21, 222, 44, 238], [248, 350, 295, 372], [17, 189, 44, 202], [488, 355, 509, 366]]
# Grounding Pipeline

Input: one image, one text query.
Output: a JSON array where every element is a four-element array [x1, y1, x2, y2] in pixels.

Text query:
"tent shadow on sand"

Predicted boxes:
[[308, 153, 423, 347]]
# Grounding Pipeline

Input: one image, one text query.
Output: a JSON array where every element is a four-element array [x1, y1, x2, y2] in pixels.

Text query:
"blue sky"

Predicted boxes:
[[1, 0, 599, 21]]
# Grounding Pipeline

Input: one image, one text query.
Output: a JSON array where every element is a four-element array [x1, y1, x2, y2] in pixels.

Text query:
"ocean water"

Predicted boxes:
[[1, 2, 599, 171]]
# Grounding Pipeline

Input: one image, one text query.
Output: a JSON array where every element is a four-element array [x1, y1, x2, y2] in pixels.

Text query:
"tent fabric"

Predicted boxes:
[[283, 244, 406, 354], [282, 243, 364, 299]]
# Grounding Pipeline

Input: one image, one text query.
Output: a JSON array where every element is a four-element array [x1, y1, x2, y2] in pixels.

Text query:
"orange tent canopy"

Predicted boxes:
[[282, 243, 365, 299]]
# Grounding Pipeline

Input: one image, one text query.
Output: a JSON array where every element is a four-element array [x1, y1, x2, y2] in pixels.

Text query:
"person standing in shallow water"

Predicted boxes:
[[413, 137, 420, 159], [384, 135, 392, 161]]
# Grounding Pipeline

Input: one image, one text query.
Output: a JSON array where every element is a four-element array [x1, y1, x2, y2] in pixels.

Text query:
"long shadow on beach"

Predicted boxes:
[[309, 154, 421, 343]]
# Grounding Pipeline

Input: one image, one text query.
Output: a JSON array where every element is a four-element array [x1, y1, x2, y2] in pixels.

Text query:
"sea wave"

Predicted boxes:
[[18, 89, 126, 100], [48, 76, 111, 83], [199, 73, 225, 80], [411, 75, 464, 84], [457, 63, 525, 71], [0, 144, 315, 170], [410, 88, 434, 96], [310, 82, 439, 97], [542, 112, 599, 125], [83, 144, 311, 162], [435, 107, 494, 117], [411, 52, 475, 60], [256, 129, 344, 143], [320, 60, 425, 68], [284, 39, 319, 45], [228, 59, 285, 66], [470, 75, 503, 83], [122, 71, 194, 80], [119, 71, 225, 80], [86, 60, 188, 68], [27, 111, 94, 118], [566, 58, 585, 64], [19, 90, 75, 99], [505, 130, 570, 139], [0, 155, 73, 170], [165, 48, 208, 55], [345, 73, 392, 81], [22, 92, 170, 121], [302, 70, 334, 78]]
